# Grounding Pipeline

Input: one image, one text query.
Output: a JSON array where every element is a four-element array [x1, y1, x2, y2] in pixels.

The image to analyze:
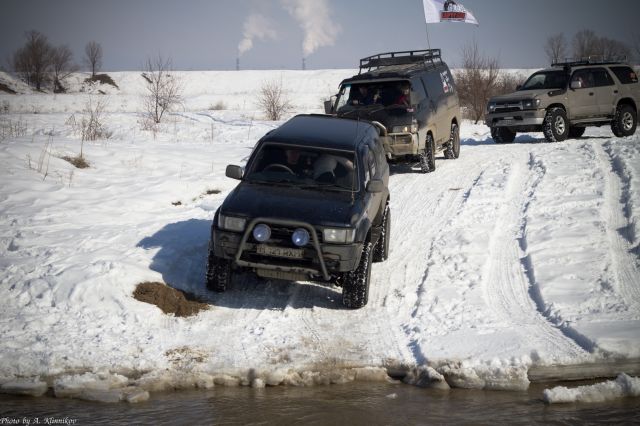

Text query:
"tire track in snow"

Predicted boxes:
[[593, 141, 640, 309], [481, 152, 592, 358]]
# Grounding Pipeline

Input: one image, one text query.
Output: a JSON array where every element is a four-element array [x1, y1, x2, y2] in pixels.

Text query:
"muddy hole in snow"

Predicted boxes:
[[133, 282, 208, 317]]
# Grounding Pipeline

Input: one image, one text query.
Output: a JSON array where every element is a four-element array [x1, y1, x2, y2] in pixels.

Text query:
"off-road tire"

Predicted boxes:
[[342, 242, 373, 309], [373, 205, 390, 263], [490, 126, 516, 144], [206, 243, 231, 292], [611, 104, 637, 137], [419, 134, 436, 173], [543, 107, 569, 142], [444, 123, 460, 159], [568, 126, 586, 138]]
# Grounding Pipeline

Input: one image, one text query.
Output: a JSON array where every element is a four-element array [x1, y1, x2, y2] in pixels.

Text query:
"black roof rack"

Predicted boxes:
[[551, 56, 627, 67], [359, 49, 442, 73]]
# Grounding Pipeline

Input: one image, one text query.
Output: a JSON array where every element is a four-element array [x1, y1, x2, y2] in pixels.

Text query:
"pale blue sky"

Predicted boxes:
[[2, 0, 638, 71]]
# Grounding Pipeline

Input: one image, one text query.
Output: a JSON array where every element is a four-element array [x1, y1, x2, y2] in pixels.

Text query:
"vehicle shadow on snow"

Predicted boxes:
[[137, 219, 343, 311]]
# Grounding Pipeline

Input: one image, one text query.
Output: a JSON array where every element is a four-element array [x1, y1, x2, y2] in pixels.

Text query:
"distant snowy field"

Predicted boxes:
[[1, 70, 639, 402]]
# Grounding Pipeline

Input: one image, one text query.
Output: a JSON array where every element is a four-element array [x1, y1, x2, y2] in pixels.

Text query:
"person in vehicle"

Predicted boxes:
[[313, 154, 355, 185], [351, 85, 376, 105], [394, 83, 411, 106]]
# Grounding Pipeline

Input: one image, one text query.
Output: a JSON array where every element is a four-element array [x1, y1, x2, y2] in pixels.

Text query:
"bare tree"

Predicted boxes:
[[142, 54, 183, 124], [257, 79, 292, 121], [573, 29, 600, 59], [631, 32, 640, 63], [84, 41, 103, 78], [455, 41, 500, 124], [544, 33, 567, 64], [50, 45, 77, 92], [11, 30, 53, 90], [598, 37, 631, 61]]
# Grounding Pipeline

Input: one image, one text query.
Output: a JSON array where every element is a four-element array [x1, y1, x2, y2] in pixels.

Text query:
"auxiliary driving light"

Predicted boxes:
[[291, 228, 310, 247], [253, 224, 271, 242]]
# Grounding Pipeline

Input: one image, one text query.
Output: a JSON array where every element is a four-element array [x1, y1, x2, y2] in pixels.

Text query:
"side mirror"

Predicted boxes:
[[324, 95, 337, 114], [225, 165, 243, 180], [570, 80, 581, 90], [516, 84, 522, 90], [366, 179, 384, 193]]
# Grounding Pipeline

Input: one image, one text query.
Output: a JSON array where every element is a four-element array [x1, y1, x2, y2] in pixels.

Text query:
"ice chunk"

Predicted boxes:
[[403, 366, 450, 390], [543, 373, 640, 404], [1, 379, 48, 397]]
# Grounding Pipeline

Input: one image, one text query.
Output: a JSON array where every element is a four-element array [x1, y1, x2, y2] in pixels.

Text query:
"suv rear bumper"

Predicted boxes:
[[213, 219, 363, 281], [485, 109, 545, 128]]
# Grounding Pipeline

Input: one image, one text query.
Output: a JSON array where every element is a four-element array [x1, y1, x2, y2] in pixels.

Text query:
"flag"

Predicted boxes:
[[423, 0, 479, 25]]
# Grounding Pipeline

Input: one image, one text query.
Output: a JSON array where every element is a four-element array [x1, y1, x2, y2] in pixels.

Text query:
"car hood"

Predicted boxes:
[[490, 89, 551, 102], [221, 182, 361, 227]]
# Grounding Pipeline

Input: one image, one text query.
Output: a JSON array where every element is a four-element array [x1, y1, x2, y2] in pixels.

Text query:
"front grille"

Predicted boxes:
[[495, 106, 521, 113]]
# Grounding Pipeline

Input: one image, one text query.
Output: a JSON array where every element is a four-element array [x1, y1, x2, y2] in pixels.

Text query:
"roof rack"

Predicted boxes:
[[551, 56, 627, 67], [359, 49, 442, 73]]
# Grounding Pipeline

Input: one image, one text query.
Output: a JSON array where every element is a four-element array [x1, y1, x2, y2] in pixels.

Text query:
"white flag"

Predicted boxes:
[[423, 0, 479, 25]]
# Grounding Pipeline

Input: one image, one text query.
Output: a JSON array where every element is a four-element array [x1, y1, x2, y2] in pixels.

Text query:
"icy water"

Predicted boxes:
[[1, 381, 639, 425]]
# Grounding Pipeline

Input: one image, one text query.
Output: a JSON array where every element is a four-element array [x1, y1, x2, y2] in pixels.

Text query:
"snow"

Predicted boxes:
[[543, 373, 640, 404], [1, 69, 640, 401]]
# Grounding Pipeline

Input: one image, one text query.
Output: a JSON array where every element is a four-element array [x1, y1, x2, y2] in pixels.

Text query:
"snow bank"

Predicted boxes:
[[543, 373, 640, 404], [1, 69, 640, 400]]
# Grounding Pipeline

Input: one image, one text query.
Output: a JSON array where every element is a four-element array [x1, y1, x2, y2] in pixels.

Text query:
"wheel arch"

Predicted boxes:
[[617, 97, 637, 113]]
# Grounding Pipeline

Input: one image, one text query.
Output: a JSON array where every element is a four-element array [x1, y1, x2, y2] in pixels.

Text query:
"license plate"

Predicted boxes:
[[256, 269, 307, 281], [256, 245, 304, 259]]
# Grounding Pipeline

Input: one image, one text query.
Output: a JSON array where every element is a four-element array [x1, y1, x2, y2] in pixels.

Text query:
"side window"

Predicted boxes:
[[571, 69, 594, 89], [336, 85, 351, 110], [410, 77, 427, 104], [592, 68, 614, 87], [609, 66, 639, 84], [422, 71, 445, 101], [440, 68, 455, 95]]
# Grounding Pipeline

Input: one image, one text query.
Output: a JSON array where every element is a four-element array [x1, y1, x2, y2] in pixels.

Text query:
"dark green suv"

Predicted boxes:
[[206, 114, 390, 309]]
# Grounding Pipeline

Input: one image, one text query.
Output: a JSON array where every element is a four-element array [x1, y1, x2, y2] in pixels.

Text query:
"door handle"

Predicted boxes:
[[589, 92, 594, 96], [614, 90, 619, 94]]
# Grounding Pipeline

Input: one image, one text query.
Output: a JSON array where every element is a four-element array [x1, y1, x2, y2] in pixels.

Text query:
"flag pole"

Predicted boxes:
[[425, 22, 432, 50]]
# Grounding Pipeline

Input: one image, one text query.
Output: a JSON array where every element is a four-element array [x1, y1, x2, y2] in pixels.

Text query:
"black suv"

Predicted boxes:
[[325, 49, 461, 173], [206, 114, 391, 309]]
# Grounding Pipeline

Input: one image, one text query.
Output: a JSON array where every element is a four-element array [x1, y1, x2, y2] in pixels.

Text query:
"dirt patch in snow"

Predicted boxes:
[[133, 282, 208, 317], [0, 83, 16, 94]]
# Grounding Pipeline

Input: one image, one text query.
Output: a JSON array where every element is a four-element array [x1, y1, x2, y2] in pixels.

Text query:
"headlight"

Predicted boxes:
[[522, 99, 540, 110], [323, 228, 355, 244], [291, 228, 310, 247], [487, 102, 496, 113], [218, 214, 246, 232], [252, 223, 271, 242], [392, 119, 418, 134]]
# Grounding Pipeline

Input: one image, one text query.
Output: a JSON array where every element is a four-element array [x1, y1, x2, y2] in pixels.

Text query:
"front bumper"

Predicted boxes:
[[485, 109, 545, 128], [381, 133, 418, 158], [213, 218, 363, 282]]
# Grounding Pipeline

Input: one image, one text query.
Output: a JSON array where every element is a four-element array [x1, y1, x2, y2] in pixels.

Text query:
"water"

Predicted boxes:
[[1, 381, 639, 425]]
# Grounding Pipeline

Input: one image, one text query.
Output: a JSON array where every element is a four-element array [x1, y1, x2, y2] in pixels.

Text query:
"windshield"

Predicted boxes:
[[337, 80, 412, 112], [520, 71, 568, 90], [245, 144, 358, 192]]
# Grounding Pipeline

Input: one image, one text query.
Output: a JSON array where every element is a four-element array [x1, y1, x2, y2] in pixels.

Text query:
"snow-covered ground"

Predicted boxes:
[[1, 70, 639, 401]]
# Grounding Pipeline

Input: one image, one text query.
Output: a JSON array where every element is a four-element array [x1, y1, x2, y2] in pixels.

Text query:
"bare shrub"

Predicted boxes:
[[84, 41, 103, 78], [455, 41, 500, 124], [257, 79, 292, 121], [209, 101, 226, 110], [142, 55, 183, 124], [544, 33, 567, 64], [66, 97, 111, 160], [0, 117, 27, 140]]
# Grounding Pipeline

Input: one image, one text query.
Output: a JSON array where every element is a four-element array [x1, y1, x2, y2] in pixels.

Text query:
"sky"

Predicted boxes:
[[2, 0, 639, 71]]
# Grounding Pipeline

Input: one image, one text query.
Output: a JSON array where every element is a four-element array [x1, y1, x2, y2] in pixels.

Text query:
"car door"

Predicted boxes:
[[363, 142, 383, 223], [569, 69, 599, 119], [591, 67, 617, 117]]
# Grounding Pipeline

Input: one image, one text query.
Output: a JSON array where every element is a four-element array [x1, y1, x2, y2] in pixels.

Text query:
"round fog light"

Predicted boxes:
[[291, 228, 310, 247], [253, 224, 271, 242]]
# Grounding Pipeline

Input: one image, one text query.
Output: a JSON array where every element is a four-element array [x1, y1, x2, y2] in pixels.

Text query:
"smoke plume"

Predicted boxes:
[[238, 13, 278, 56], [281, 0, 341, 57]]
